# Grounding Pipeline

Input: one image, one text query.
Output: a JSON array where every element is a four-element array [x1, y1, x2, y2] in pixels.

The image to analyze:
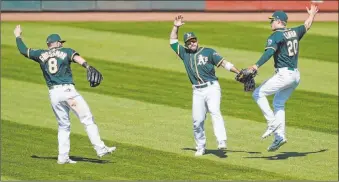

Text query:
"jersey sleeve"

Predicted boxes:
[[16, 37, 41, 62], [210, 49, 224, 67], [170, 39, 186, 60], [264, 33, 281, 52], [66, 48, 80, 63], [293, 25, 307, 40], [27, 49, 42, 62]]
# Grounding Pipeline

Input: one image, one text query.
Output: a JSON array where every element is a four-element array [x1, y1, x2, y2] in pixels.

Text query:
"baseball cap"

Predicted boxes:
[[269, 11, 288, 23], [46, 34, 66, 44], [183, 32, 197, 43]]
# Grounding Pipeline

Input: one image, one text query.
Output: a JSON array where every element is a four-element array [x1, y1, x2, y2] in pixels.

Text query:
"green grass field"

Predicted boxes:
[[1, 21, 338, 181]]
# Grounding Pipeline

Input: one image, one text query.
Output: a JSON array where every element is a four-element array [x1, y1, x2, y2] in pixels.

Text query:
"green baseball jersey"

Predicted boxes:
[[26, 47, 79, 87], [170, 40, 224, 85], [265, 25, 307, 68]]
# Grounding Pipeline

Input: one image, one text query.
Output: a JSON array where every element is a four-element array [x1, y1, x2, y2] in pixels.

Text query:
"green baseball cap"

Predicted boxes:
[[269, 11, 288, 23], [46, 34, 66, 44], [183, 32, 197, 43]]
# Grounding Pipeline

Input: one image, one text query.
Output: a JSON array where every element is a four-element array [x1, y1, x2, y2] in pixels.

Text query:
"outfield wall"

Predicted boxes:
[[1, 0, 338, 12]]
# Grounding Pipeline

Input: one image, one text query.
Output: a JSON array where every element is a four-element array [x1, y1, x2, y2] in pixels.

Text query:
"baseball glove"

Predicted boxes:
[[244, 78, 256, 92], [235, 68, 257, 92], [87, 66, 103, 87]]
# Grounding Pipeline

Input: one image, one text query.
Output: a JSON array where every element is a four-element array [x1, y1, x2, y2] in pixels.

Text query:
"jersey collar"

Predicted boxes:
[[48, 46, 62, 50], [274, 28, 288, 32], [187, 46, 202, 53]]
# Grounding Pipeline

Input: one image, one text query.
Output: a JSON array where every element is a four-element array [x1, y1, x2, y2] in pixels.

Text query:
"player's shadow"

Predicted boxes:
[[244, 149, 328, 160], [31, 155, 112, 164], [182, 148, 261, 158], [226, 149, 262, 154], [181, 148, 227, 158]]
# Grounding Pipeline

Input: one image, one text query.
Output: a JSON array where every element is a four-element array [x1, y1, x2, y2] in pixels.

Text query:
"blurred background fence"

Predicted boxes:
[[1, 0, 338, 12]]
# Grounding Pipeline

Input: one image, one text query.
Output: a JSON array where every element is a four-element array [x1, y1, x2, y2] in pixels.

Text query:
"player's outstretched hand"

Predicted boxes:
[[14, 25, 22, 38], [307, 4, 319, 16], [174, 15, 185, 27], [235, 68, 257, 92], [235, 68, 257, 84]]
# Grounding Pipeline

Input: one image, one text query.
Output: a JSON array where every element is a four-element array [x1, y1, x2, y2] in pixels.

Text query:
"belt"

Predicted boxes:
[[275, 67, 297, 73], [49, 84, 73, 90], [193, 81, 214, 89]]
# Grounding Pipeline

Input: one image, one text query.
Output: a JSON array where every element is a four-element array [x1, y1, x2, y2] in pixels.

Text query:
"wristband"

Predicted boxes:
[[82, 62, 89, 69]]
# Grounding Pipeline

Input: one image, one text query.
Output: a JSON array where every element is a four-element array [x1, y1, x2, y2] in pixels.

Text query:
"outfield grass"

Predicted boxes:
[[2, 44, 337, 134], [49, 21, 338, 63], [3, 120, 295, 180], [2, 22, 338, 95], [1, 21, 338, 181], [2, 78, 338, 181]]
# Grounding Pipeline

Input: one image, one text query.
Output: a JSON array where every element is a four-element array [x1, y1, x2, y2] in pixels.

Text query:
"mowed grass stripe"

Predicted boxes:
[[2, 25, 337, 95], [1, 176, 18, 181], [2, 79, 337, 181], [2, 47, 337, 134], [44, 21, 338, 63], [1, 120, 295, 180], [5, 21, 337, 37]]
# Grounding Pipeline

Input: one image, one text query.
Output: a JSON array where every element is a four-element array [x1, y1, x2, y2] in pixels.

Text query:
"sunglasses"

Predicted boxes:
[[270, 19, 275, 24], [186, 38, 197, 45]]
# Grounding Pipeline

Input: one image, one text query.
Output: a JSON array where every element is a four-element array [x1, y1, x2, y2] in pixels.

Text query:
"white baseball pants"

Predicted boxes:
[[192, 81, 227, 149], [252, 67, 300, 140], [48, 84, 106, 161]]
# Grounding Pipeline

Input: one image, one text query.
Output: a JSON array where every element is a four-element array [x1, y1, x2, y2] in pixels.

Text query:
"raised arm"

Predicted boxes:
[[170, 26, 179, 40], [170, 15, 185, 40], [14, 25, 29, 57], [304, 4, 319, 31], [169, 15, 187, 59]]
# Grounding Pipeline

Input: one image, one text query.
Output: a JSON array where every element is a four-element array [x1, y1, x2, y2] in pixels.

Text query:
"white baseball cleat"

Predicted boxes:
[[217, 140, 227, 150], [97, 146, 116, 158], [57, 158, 77, 164], [195, 148, 205, 157], [261, 122, 281, 139], [267, 138, 287, 152]]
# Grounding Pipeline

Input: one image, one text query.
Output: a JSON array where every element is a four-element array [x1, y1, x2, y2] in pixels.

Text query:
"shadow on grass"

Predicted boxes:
[[31, 155, 112, 164], [244, 149, 328, 160], [182, 148, 262, 158]]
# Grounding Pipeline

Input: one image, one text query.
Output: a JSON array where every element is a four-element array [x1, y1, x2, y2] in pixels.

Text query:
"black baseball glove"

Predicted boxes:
[[235, 68, 257, 92], [87, 66, 103, 87], [244, 78, 256, 92]]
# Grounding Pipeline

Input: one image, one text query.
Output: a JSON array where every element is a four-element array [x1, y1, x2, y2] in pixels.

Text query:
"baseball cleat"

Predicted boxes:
[[261, 122, 281, 139], [195, 148, 205, 157], [267, 138, 287, 152], [217, 140, 227, 150], [57, 158, 77, 164], [97, 146, 116, 158]]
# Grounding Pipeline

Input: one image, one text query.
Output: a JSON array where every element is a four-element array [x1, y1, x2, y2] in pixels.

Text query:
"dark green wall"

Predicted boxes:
[[1, 0, 205, 11]]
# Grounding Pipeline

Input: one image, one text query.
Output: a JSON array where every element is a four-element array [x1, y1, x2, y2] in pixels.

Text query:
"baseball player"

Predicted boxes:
[[248, 5, 319, 151], [169, 15, 241, 156], [14, 25, 116, 164]]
